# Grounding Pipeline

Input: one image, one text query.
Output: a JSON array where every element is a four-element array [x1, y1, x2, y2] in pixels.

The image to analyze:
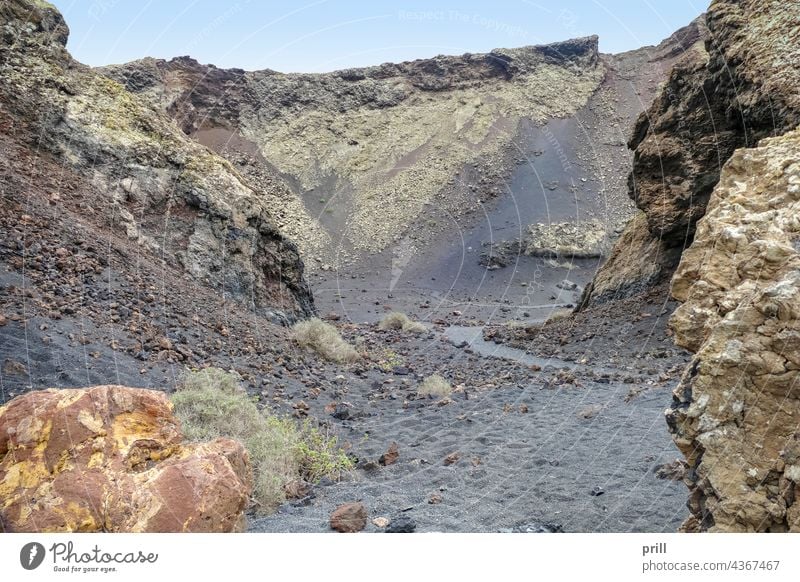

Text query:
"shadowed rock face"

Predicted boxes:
[[582, 0, 800, 308], [101, 38, 605, 268], [0, 386, 252, 532], [667, 128, 800, 533], [0, 0, 314, 320]]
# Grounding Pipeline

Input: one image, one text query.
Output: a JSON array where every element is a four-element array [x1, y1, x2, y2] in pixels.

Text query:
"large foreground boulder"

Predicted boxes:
[[0, 386, 252, 532], [666, 128, 800, 532]]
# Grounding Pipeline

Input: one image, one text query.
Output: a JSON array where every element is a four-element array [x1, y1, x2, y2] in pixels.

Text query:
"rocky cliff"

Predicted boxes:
[[583, 0, 800, 532], [101, 37, 605, 269], [0, 0, 314, 320], [667, 127, 800, 532], [581, 0, 800, 308]]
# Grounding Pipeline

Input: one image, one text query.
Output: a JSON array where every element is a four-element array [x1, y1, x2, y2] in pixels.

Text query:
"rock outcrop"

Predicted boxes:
[[581, 0, 800, 308], [0, 0, 314, 320], [102, 38, 605, 267], [578, 212, 682, 308], [524, 219, 608, 259], [666, 128, 800, 532], [0, 386, 252, 532]]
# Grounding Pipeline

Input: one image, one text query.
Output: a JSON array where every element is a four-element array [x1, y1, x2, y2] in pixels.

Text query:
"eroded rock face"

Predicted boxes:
[[631, 0, 800, 246], [578, 212, 681, 308], [0, 0, 314, 320], [582, 0, 800, 308], [666, 128, 800, 532], [0, 385, 252, 532]]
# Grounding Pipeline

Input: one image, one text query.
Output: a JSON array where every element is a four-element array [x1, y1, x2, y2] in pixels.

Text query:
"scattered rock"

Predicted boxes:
[[379, 441, 400, 466], [505, 521, 564, 533], [284, 480, 312, 499], [358, 460, 380, 473], [331, 403, 355, 420], [2, 358, 27, 376], [556, 280, 578, 291], [292, 400, 309, 418], [590, 486, 605, 497], [372, 517, 389, 528], [386, 515, 416, 533], [444, 452, 461, 466], [654, 460, 687, 481], [330, 502, 367, 533], [577, 404, 603, 419], [428, 493, 443, 504]]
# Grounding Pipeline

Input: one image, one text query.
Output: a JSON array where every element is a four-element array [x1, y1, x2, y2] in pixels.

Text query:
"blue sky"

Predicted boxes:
[[51, 0, 705, 72]]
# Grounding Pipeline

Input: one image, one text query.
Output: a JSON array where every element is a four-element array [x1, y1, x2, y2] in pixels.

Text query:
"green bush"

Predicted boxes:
[[171, 367, 353, 514], [292, 318, 360, 363], [417, 374, 452, 398], [378, 311, 427, 333]]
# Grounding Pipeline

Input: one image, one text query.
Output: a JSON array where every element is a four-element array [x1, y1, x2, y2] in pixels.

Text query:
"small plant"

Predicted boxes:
[[294, 421, 353, 483], [417, 374, 452, 398], [376, 348, 405, 372], [171, 367, 353, 514], [378, 311, 426, 334], [292, 318, 360, 364]]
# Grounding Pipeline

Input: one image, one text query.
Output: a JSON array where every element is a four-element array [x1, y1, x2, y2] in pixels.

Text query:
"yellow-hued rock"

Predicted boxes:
[[0, 386, 252, 532], [667, 127, 800, 532]]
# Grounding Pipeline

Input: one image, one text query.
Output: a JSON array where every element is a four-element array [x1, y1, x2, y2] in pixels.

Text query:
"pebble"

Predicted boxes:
[[386, 515, 416, 533]]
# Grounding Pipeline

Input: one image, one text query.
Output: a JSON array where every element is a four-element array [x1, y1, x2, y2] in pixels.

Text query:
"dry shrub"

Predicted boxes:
[[292, 317, 360, 363], [545, 308, 574, 324], [417, 374, 452, 398], [378, 312, 427, 333], [171, 368, 353, 514]]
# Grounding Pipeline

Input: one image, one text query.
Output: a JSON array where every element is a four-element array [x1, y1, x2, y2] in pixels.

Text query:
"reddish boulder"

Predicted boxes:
[[0, 386, 252, 532], [379, 442, 399, 466], [330, 502, 367, 533]]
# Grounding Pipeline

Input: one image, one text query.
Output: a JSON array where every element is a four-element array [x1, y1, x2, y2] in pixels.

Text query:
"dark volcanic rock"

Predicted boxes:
[[582, 4, 800, 309], [385, 515, 416, 533]]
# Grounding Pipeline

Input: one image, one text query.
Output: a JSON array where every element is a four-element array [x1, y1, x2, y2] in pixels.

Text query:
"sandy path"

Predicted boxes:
[[249, 323, 688, 533]]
